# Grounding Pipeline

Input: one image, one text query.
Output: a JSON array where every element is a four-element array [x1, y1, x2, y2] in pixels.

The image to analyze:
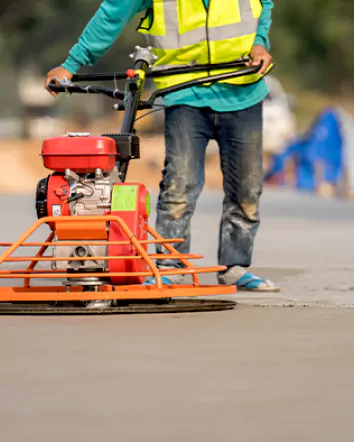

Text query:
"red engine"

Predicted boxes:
[[41, 134, 116, 173], [35, 132, 149, 286]]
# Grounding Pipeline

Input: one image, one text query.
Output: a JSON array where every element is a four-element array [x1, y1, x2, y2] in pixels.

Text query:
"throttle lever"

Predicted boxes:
[[113, 101, 153, 111]]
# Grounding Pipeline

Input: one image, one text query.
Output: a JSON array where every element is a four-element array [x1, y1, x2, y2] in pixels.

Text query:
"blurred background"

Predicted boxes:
[[0, 0, 353, 196]]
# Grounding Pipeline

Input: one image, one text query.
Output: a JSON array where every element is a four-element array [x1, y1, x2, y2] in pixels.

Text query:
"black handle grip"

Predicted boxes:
[[48, 82, 125, 99], [48, 61, 269, 102]]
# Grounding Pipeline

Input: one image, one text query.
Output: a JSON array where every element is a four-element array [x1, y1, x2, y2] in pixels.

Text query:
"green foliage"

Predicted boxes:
[[271, 0, 354, 93], [0, 0, 144, 72], [0, 0, 353, 93]]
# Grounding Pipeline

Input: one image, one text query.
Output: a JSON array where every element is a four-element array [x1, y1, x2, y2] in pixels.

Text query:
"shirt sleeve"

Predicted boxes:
[[62, 0, 151, 74], [254, 0, 273, 51]]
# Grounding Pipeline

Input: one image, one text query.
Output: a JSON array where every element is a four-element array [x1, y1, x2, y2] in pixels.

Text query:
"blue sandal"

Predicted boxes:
[[143, 276, 173, 285], [235, 272, 280, 293]]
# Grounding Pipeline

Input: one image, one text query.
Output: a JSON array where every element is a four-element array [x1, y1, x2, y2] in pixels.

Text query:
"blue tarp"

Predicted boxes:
[[265, 107, 344, 191]]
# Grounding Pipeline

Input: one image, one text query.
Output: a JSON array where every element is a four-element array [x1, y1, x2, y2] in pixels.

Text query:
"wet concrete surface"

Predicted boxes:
[[1, 189, 354, 441], [3, 188, 353, 306], [2, 307, 354, 442]]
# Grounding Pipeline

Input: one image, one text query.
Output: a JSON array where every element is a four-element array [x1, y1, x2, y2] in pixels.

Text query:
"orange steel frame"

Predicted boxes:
[[0, 216, 236, 302]]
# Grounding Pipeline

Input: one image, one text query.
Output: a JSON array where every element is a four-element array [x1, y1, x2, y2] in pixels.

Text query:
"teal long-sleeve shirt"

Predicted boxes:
[[62, 0, 274, 112]]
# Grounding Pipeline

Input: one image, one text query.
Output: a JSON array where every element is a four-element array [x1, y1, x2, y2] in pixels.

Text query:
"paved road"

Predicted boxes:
[[1, 189, 354, 442], [3, 188, 354, 306]]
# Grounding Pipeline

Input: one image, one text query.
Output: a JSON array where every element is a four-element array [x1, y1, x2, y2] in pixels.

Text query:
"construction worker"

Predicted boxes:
[[45, 0, 279, 305]]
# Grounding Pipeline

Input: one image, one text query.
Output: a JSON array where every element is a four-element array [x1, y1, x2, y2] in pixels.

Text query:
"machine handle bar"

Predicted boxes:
[[48, 62, 263, 104], [69, 57, 253, 82]]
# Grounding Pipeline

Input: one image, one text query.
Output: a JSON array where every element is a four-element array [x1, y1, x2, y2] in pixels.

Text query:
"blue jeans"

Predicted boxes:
[[155, 103, 263, 276]]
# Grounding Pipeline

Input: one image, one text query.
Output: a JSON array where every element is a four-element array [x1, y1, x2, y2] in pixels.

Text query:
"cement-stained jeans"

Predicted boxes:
[[155, 103, 263, 275]]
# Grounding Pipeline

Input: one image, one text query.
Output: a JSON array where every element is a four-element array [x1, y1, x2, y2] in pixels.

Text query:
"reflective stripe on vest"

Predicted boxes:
[[142, 0, 260, 49], [138, 0, 269, 89]]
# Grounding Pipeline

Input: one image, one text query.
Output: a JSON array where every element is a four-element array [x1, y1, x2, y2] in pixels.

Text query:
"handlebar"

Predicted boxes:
[[47, 46, 271, 183], [69, 57, 253, 82], [48, 59, 264, 104], [48, 83, 125, 100]]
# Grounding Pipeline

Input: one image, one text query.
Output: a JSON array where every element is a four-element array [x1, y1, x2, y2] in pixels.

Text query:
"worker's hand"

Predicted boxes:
[[45, 66, 73, 97], [246, 45, 272, 75]]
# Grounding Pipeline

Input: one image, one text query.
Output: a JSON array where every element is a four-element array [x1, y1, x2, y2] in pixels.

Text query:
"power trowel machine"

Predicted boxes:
[[0, 46, 262, 314]]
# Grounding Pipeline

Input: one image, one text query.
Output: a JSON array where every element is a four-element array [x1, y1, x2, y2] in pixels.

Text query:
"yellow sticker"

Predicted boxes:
[[146, 192, 151, 215], [135, 69, 146, 80], [111, 185, 137, 211]]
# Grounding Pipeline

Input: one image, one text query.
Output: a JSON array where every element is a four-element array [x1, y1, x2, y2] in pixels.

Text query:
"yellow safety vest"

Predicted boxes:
[[138, 0, 271, 90]]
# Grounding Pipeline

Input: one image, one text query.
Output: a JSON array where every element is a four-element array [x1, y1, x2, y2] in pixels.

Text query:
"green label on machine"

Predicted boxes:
[[111, 185, 138, 211], [146, 192, 151, 215]]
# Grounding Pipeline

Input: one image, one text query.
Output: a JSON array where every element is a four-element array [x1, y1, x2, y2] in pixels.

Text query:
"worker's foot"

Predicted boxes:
[[235, 272, 280, 292], [85, 300, 112, 309], [219, 267, 280, 292], [155, 266, 186, 284], [143, 276, 173, 285]]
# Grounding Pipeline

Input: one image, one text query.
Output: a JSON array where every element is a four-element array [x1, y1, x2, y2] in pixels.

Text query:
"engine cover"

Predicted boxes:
[[41, 134, 116, 174], [108, 183, 150, 285]]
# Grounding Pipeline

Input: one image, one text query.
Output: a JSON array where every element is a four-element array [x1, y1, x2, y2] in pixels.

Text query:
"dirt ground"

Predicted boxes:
[[0, 137, 223, 194]]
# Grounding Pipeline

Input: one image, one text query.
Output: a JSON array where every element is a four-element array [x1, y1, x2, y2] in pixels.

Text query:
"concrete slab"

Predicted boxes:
[[1, 307, 354, 442], [1, 189, 354, 442], [1, 189, 354, 306]]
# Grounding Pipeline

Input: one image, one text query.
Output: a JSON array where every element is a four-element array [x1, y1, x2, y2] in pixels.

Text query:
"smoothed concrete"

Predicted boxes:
[[1, 189, 354, 442], [1, 307, 354, 442]]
